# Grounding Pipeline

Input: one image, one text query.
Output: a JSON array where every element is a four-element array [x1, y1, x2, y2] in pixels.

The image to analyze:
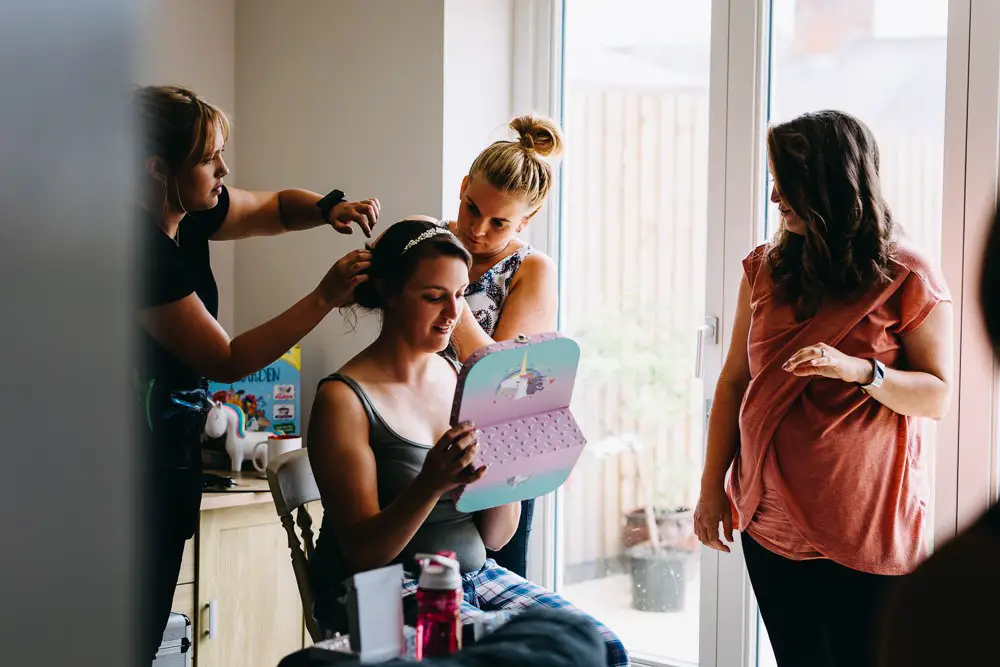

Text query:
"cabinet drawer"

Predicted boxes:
[[177, 538, 195, 585]]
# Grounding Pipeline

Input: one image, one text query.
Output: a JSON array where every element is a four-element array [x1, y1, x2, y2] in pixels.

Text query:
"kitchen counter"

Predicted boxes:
[[200, 468, 274, 511]]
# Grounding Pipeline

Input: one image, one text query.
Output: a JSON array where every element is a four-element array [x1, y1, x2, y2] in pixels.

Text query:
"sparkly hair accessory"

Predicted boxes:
[[401, 225, 454, 255]]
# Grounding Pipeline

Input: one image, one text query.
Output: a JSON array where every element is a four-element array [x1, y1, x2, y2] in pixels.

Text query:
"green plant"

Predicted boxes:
[[568, 297, 703, 521], [652, 454, 700, 511], [569, 299, 691, 432]]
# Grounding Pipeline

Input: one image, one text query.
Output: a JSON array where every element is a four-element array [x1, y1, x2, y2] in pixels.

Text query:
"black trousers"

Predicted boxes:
[[489, 498, 534, 578], [141, 467, 203, 664], [137, 382, 210, 663], [742, 532, 897, 667]]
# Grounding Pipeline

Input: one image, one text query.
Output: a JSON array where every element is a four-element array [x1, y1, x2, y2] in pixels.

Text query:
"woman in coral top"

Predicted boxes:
[[694, 110, 953, 667]]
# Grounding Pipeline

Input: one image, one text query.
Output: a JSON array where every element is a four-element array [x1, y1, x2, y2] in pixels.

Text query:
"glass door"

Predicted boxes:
[[548, 1, 728, 665], [516, 0, 1000, 665]]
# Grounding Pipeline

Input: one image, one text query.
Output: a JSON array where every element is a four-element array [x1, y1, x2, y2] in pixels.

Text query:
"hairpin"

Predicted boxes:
[[401, 225, 454, 255]]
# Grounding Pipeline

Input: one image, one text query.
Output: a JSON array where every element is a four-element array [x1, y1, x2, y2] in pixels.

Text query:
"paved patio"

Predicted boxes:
[[561, 573, 779, 667], [561, 573, 700, 665]]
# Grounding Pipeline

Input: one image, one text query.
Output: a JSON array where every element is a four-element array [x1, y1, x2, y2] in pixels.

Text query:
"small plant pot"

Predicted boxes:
[[622, 507, 697, 550], [626, 543, 687, 613]]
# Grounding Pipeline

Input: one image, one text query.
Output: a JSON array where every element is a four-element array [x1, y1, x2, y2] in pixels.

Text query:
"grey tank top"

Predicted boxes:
[[312, 373, 486, 578]]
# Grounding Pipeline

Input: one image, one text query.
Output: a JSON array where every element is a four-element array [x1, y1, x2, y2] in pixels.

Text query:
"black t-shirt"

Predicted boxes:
[[138, 186, 231, 390]]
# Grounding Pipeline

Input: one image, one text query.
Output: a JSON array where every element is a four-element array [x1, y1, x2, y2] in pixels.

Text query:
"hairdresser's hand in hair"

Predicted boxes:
[[315, 248, 372, 308], [415, 422, 487, 494], [329, 198, 381, 237]]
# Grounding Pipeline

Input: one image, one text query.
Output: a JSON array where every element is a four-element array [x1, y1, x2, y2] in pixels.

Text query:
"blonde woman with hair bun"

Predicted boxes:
[[442, 113, 565, 579]]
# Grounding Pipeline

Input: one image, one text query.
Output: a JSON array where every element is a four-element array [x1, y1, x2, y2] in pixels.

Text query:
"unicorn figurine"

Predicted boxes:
[[207, 401, 271, 471], [202, 401, 229, 441]]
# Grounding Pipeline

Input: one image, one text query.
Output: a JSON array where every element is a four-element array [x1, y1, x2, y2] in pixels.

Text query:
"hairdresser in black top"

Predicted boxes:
[[135, 85, 378, 663]]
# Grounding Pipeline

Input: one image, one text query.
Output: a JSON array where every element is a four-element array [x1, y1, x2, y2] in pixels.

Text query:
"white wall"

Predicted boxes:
[[441, 0, 515, 217], [137, 0, 518, 431], [135, 0, 237, 331], [234, 0, 514, 430], [137, 0, 517, 430]]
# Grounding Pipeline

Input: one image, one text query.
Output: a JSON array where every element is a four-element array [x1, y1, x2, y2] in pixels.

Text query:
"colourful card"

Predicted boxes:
[[450, 332, 587, 513], [207, 346, 301, 436]]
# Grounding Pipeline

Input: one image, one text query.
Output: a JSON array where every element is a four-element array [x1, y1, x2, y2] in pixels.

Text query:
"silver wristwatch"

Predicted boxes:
[[861, 359, 886, 390]]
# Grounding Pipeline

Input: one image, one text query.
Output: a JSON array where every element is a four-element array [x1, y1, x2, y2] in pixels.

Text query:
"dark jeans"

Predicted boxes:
[[742, 532, 896, 667], [489, 498, 534, 578]]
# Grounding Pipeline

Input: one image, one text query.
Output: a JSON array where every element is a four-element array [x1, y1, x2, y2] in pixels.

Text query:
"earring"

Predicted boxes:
[[159, 179, 169, 214]]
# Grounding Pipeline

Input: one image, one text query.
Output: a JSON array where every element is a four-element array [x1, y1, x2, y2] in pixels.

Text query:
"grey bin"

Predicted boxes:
[[627, 545, 688, 613]]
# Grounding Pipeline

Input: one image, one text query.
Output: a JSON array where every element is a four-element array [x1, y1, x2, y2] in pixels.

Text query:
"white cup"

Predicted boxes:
[[252, 435, 302, 473]]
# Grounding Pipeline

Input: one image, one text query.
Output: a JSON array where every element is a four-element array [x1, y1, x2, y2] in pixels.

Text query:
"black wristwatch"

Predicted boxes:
[[316, 189, 347, 224]]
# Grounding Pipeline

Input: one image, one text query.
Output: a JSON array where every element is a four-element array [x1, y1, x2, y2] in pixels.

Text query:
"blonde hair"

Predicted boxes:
[[468, 113, 565, 214], [136, 85, 231, 170]]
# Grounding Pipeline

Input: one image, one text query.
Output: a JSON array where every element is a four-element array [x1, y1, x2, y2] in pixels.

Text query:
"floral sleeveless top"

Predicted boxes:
[[440, 243, 534, 366], [465, 245, 534, 335]]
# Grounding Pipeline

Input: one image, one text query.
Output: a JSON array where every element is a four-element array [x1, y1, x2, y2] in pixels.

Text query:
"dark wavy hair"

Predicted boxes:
[[352, 219, 471, 312], [982, 207, 1000, 356], [766, 110, 895, 317]]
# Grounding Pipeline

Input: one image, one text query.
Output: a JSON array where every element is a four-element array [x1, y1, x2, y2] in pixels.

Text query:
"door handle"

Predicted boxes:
[[695, 316, 719, 379], [204, 599, 218, 639]]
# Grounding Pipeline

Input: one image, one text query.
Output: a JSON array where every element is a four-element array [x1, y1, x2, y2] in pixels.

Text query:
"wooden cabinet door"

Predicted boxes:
[[195, 503, 305, 667]]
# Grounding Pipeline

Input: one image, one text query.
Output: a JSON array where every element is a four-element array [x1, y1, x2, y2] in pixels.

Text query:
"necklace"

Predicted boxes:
[[477, 239, 512, 262], [446, 220, 512, 261]]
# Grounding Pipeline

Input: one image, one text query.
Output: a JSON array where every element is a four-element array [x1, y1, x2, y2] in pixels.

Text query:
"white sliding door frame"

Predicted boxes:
[[513, 0, 1000, 665], [514, 0, 563, 593], [706, 1, 771, 666], [515, 0, 761, 665], [944, 0, 1000, 536], [936, 0, 1000, 544]]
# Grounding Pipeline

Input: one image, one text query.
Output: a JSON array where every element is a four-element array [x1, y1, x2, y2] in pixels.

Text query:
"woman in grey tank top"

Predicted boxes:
[[307, 219, 628, 667]]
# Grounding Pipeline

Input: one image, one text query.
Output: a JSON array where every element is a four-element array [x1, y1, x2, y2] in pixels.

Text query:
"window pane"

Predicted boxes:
[[758, 1, 948, 665], [556, 1, 713, 664]]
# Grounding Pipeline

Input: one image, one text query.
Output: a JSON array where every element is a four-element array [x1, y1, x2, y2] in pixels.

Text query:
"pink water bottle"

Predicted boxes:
[[414, 552, 462, 659]]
